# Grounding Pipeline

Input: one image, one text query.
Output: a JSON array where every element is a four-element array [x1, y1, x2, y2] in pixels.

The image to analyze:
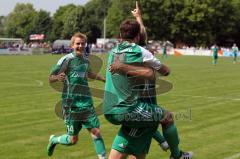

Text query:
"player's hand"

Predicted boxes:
[[131, 1, 141, 18], [57, 72, 66, 82], [101, 78, 106, 83], [109, 58, 122, 74], [158, 64, 170, 76]]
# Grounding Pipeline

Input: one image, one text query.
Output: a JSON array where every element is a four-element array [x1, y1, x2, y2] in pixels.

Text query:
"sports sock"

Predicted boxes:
[[163, 124, 181, 158], [93, 137, 106, 159], [153, 130, 166, 144], [52, 134, 72, 145]]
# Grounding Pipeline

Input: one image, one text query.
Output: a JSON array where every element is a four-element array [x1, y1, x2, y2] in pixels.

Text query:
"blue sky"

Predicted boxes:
[[0, 0, 90, 16]]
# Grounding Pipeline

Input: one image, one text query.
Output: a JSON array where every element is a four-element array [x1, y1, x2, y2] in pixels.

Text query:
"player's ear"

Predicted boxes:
[[70, 41, 74, 48]]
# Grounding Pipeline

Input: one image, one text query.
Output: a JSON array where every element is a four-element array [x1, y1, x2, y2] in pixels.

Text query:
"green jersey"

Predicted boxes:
[[232, 46, 238, 54], [51, 52, 93, 110], [211, 46, 218, 57], [163, 46, 167, 54], [103, 41, 161, 114]]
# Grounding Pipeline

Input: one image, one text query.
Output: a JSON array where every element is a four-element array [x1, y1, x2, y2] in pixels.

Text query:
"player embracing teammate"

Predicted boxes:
[[47, 1, 193, 159], [103, 2, 193, 159]]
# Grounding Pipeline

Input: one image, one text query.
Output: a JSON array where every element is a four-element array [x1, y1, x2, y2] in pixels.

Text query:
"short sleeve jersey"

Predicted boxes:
[[51, 52, 93, 110], [232, 46, 238, 54], [211, 46, 218, 57], [103, 41, 161, 114], [163, 46, 167, 54]]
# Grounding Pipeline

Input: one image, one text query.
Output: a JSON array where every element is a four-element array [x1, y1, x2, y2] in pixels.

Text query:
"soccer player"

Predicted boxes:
[[232, 43, 239, 63], [47, 32, 106, 159], [104, 19, 193, 159], [162, 44, 168, 59], [131, 1, 169, 152], [211, 44, 218, 65]]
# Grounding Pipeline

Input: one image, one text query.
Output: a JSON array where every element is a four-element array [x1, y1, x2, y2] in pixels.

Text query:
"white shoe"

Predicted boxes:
[[160, 141, 169, 151], [170, 151, 193, 159]]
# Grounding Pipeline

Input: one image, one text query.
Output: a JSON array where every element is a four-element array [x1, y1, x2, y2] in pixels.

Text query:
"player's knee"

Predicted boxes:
[[161, 111, 174, 129], [129, 154, 146, 159], [109, 149, 128, 159], [90, 128, 101, 139], [129, 155, 137, 159], [69, 136, 78, 144]]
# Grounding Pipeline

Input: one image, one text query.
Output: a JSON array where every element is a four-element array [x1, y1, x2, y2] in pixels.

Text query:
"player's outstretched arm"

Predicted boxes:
[[88, 72, 106, 82]]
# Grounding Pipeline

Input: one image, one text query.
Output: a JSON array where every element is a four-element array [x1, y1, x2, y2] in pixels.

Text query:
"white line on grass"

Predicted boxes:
[[224, 153, 240, 159], [171, 94, 240, 101], [35, 80, 44, 86], [1, 80, 44, 87]]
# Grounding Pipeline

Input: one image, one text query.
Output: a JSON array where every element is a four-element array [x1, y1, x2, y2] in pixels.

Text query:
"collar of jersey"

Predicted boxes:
[[115, 41, 136, 54], [72, 51, 84, 58]]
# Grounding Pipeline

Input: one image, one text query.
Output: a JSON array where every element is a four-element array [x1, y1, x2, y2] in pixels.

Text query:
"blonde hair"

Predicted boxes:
[[71, 32, 87, 45]]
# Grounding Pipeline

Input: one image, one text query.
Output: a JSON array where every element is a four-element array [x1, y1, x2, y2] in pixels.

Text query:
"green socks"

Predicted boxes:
[[52, 134, 72, 145], [153, 130, 166, 144], [93, 137, 106, 158], [50, 134, 106, 158], [163, 124, 181, 158]]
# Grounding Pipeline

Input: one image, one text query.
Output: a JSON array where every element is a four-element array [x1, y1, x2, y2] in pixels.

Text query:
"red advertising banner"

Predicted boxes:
[[29, 34, 44, 40]]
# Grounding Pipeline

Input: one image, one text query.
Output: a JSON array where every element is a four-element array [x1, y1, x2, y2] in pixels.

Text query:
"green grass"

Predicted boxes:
[[0, 54, 240, 159]]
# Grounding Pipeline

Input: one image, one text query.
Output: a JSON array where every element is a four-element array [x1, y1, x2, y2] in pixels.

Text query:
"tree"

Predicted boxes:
[[231, 0, 240, 46], [32, 10, 52, 41], [140, 0, 175, 41], [3, 0, 240, 46], [203, 0, 238, 46], [5, 3, 37, 41], [106, 0, 134, 38], [50, 4, 77, 41], [50, 2, 111, 43], [0, 16, 6, 37], [84, 0, 111, 43], [61, 6, 85, 39], [140, 0, 240, 46], [169, 0, 211, 46]]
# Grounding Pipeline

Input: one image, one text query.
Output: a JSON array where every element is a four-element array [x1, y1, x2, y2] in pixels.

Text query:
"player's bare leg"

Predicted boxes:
[[109, 149, 128, 159]]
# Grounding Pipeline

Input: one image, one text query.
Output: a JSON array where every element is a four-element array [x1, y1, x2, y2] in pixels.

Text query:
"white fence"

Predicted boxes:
[[160, 48, 240, 57], [0, 48, 50, 55]]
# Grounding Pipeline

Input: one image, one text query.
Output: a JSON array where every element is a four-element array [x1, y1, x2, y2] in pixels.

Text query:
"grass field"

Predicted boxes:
[[0, 54, 240, 159]]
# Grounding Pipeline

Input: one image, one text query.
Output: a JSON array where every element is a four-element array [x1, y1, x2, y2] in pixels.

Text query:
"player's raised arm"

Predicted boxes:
[[132, 1, 147, 44], [131, 1, 143, 29]]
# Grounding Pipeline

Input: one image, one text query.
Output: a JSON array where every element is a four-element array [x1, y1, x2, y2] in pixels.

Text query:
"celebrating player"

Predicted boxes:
[[131, 0, 169, 153], [47, 32, 106, 159], [104, 16, 193, 159]]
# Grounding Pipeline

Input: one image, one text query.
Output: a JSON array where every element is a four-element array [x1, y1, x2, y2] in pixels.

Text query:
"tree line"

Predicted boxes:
[[0, 0, 239, 47]]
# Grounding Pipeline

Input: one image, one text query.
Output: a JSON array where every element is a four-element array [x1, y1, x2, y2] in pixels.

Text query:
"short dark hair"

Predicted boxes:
[[120, 19, 140, 40]]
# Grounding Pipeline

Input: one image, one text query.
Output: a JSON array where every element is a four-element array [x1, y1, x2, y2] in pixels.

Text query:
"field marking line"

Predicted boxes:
[[35, 80, 44, 86], [224, 152, 240, 159], [1, 80, 44, 87], [171, 94, 240, 101]]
